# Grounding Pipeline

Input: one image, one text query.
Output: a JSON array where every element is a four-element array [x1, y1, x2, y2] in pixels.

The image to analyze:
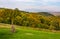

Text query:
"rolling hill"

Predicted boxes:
[[50, 12, 60, 16], [0, 8, 60, 30]]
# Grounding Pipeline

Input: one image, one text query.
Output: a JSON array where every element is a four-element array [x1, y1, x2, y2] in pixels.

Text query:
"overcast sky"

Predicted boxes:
[[0, 0, 60, 12]]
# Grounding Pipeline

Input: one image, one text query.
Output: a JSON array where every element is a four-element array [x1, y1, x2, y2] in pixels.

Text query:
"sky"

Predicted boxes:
[[0, 0, 60, 12]]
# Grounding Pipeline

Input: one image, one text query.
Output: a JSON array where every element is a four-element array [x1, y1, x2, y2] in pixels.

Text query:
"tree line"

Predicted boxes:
[[0, 8, 60, 31]]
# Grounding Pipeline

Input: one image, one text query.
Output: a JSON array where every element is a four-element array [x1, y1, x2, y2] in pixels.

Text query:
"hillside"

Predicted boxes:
[[0, 8, 60, 30], [50, 12, 60, 16], [37, 12, 54, 16], [0, 8, 54, 16], [0, 23, 60, 39]]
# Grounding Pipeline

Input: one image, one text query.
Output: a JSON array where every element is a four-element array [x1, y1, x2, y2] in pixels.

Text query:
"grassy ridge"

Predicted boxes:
[[0, 24, 60, 39]]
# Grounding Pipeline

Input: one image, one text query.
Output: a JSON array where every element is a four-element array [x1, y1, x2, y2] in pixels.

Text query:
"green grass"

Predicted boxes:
[[0, 23, 60, 39]]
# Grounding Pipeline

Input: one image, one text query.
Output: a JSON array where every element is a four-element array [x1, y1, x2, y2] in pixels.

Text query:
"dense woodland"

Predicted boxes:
[[0, 8, 60, 30]]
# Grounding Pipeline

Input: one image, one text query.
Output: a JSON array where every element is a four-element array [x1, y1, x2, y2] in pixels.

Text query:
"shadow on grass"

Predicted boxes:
[[0, 29, 14, 39]]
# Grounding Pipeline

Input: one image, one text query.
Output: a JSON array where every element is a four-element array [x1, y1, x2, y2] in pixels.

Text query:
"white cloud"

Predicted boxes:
[[0, 0, 60, 12], [23, 5, 60, 12], [48, 0, 60, 2], [11, 0, 35, 2], [40, 0, 60, 2], [0, 0, 35, 2], [0, 0, 60, 2], [21, 0, 60, 2]]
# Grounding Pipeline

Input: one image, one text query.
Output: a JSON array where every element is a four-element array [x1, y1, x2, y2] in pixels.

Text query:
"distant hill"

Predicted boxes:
[[50, 12, 60, 16], [37, 12, 54, 16]]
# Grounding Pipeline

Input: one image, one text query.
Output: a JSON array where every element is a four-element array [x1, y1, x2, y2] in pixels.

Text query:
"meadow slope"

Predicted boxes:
[[0, 23, 60, 39]]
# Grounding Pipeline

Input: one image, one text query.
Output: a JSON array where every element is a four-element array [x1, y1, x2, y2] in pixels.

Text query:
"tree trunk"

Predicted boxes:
[[11, 19, 15, 33]]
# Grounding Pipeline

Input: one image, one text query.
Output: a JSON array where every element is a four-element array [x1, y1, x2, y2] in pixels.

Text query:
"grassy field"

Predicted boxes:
[[0, 23, 60, 39]]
